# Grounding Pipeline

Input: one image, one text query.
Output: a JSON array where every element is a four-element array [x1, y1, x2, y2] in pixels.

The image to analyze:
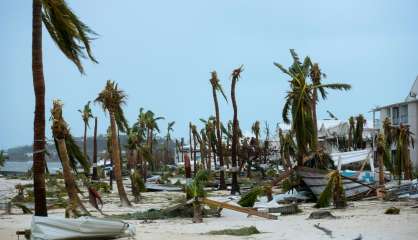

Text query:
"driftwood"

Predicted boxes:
[[201, 198, 277, 220], [314, 223, 333, 238]]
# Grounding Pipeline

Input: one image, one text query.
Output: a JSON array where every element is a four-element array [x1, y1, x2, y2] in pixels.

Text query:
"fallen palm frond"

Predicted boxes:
[[112, 204, 220, 220], [315, 170, 346, 208], [238, 186, 263, 207], [13, 203, 33, 214], [207, 226, 260, 236]]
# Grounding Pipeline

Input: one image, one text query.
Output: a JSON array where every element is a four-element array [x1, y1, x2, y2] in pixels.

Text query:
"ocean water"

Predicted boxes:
[[0, 161, 62, 173]]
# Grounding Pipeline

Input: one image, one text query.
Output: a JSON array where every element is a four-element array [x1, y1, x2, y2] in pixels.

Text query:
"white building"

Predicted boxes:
[[372, 76, 418, 171]]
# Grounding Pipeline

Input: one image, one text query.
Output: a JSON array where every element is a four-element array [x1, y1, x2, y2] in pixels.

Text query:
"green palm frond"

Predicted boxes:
[[66, 134, 90, 173], [41, 0, 97, 74], [315, 170, 346, 208]]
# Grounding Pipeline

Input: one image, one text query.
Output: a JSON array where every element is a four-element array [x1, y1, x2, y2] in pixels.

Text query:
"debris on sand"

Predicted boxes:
[[314, 223, 333, 238], [207, 226, 260, 236], [308, 210, 336, 219], [385, 207, 400, 215]]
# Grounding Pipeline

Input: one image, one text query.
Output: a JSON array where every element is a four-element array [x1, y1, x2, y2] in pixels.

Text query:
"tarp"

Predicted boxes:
[[31, 216, 135, 240]]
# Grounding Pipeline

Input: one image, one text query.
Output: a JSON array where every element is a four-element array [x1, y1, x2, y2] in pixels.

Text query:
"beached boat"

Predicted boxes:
[[296, 166, 374, 200]]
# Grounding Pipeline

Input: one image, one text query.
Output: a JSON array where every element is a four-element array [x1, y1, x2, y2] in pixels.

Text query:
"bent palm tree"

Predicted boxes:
[[95, 80, 131, 207], [32, 0, 97, 216], [78, 101, 94, 169], [51, 100, 90, 217], [230, 66, 243, 194], [210, 71, 228, 189]]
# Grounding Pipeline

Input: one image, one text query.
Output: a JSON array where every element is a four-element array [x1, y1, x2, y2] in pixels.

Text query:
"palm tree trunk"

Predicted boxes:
[[207, 141, 212, 171], [92, 117, 98, 180], [32, 0, 47, 217], [83, 122, 88, 167], [311, 88, 319, 152], [189, 124, 193, 175], [378, 149, 384, 186], [109, 112, 131, 207], [193, 134, 197, 176], [212, 86, 226, 190], [56, 138, 89, 216], [230, 76, 240, 195]]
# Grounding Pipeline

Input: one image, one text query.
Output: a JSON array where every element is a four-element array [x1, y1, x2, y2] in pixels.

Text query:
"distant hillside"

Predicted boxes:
[[5, 135, 175, 162]]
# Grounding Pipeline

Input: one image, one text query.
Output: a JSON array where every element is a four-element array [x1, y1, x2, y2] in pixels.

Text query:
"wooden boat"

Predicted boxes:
[[296, 166, 375, 200]]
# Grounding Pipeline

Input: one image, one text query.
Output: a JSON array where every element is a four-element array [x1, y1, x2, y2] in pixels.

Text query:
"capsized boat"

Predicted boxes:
[[296, 166, 374, 200]]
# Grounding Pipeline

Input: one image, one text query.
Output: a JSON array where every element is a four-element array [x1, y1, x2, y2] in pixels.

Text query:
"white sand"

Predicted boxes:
[[1, 177, 418, 240]]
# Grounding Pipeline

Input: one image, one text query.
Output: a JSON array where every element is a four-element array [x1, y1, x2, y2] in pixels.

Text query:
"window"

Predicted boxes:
[[400, 105, 408, 124], [392, 107, 399, 125]]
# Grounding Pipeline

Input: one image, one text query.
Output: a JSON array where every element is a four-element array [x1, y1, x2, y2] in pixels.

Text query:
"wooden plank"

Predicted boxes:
[[201, 198, 278, 220], [272, 169, 295, 186]]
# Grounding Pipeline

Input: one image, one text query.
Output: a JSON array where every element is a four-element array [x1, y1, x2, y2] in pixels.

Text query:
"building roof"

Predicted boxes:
[[372, 99, 418, 111]]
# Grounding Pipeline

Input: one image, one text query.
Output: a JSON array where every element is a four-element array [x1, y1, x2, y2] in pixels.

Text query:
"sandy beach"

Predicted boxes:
[[1, 177, 418, 240]]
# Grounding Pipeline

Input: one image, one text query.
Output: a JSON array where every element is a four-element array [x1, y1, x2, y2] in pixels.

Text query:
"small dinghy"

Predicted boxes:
[[30, 216, 135, 240]]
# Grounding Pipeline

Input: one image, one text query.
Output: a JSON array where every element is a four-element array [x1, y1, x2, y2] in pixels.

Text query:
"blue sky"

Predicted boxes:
[[1, 0, 418, 149]]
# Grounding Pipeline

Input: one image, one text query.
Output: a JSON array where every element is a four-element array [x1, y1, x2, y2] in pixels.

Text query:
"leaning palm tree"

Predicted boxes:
[[95, 80, 131, 207], [230, 66, 243, 195], [78, 101, 94, 168], [210, 71, 228, 189], [274, 49, 351, 165], [51, 100, 90, 217], [32, 0, 97, 216]]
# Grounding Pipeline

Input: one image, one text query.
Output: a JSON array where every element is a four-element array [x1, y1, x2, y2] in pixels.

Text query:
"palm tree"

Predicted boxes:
[[230, 66, 243, 195], [143, 110, 164, 171], [78, 101, 94, 169], [309, 63, 325, 151], [0, 150, 8, 167], [51, 100, 90, 217], [251, 121, 260, 146], [393, 124, 414, 181], [210, 71, 228, 189], [354, 115, 366, 149], [32, 0, 97, 216], [165, 121, 175, 165], [348, 117, 355, 150], [376, 133, 386, 189], [279, 129, 296, 170], [274, 49, 350, 165], [95, 80, 131, 207]]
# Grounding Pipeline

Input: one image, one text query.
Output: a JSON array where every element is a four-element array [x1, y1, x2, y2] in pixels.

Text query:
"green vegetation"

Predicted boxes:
[[207, 226, 261, 236]]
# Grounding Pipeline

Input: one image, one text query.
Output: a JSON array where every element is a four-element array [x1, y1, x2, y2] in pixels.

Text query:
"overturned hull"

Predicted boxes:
[[31, 216, 135, 240], [296, 166, 374, 200]]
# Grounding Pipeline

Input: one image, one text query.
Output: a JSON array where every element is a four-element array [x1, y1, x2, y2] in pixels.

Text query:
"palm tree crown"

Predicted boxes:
[[41, 0, 98, 73]]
